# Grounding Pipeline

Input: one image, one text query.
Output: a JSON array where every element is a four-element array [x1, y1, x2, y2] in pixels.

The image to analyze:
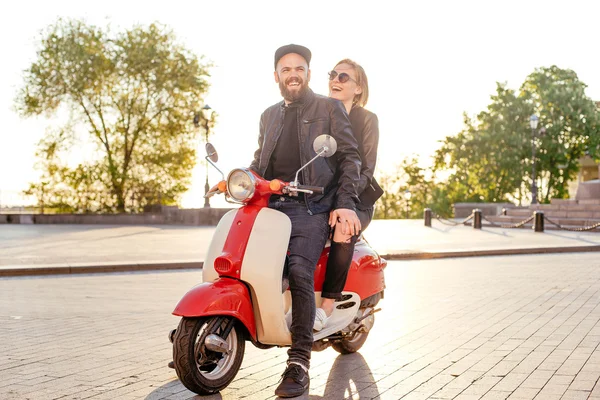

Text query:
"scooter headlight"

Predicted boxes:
[[227, 169, 256, 202]]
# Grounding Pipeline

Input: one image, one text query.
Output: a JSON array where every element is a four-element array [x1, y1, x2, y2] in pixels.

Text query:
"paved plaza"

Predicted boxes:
[[2, 253, 600, 399]]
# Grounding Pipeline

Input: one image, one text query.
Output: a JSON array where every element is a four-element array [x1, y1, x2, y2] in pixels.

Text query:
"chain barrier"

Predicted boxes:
[[428, 207, 600, 233], [544, 216, 600, 232], [433, 212, 474, 226], [482, 214, 535, 229]]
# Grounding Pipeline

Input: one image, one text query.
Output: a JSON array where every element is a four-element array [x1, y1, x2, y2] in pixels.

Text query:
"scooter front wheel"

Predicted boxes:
[[173, 316, 245, 395]]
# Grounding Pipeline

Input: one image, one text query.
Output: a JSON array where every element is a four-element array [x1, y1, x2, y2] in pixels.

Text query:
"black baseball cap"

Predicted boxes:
[[274, 44, 312, 70]]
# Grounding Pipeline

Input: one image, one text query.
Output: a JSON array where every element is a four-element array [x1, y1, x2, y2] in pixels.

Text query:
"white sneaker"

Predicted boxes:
[[313, 308, 330, 331]]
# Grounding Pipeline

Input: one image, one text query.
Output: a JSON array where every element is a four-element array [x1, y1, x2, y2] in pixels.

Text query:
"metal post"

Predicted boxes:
[[424, 208, 432, 227], [533, 211, 544, 232], [203, 121, 211, 208], [473, 209, 482, 229], [531, 127, 538, 204], [40, 185, 44, 215]]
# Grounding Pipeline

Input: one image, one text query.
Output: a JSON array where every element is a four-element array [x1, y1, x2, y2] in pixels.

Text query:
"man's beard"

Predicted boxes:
[[279, 77, 309, 103]]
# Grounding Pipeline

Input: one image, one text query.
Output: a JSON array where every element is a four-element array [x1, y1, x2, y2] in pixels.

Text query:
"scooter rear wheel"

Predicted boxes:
[[332, 310, 375, 354], [332, 329, 370, 354], [173, 316, 245, 395]]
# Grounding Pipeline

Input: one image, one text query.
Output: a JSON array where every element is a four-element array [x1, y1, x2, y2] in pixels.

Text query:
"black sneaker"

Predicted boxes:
[[274, 363, 309, 398]]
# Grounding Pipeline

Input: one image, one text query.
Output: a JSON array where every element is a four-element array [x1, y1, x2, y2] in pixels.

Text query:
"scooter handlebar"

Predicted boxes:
[[296, 185, 324, 195]]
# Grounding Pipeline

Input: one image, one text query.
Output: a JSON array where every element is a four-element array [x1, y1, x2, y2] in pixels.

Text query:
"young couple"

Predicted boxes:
[[253, 44, 381, 398]]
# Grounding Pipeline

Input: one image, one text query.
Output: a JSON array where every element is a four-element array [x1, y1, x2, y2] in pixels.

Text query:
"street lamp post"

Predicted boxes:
[[201, 104, 213, 208], [529, 114, 539, 205], [404, 189, 412, 219]]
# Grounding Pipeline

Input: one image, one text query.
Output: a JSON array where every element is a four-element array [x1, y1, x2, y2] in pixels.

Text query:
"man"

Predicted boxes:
[[250, 44, 362, 398]]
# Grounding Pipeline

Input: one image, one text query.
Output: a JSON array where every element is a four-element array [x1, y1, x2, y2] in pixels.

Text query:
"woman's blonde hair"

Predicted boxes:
[[335, 58, 369, 107]]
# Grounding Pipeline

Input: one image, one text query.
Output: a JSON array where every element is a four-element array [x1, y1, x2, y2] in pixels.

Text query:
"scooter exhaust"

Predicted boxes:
[[355, 307, 381, 324]]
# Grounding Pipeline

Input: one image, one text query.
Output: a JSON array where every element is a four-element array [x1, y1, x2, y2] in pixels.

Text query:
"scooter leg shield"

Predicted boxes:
[[172, 278, 256, 341]]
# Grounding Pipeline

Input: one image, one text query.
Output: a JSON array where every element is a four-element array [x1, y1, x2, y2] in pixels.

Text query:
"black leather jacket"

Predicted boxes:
[[349, 106, 379, 210], [250, 89, 362, 215]]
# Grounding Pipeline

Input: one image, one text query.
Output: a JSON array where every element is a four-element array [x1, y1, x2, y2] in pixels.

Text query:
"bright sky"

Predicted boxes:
[[2, 0, 600, 208]]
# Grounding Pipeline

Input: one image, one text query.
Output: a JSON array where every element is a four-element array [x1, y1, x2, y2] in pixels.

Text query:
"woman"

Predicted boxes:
[[314, 59, 382, 331]]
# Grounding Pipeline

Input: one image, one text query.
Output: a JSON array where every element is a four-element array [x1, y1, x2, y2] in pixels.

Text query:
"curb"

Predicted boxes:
[[0, 261, 204, 277], [381, 245, 600, 260], [2, 245, 600, 278]]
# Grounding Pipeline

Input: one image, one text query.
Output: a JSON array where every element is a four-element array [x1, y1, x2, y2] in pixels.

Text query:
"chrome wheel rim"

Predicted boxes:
[[195, 320, 239, 380]]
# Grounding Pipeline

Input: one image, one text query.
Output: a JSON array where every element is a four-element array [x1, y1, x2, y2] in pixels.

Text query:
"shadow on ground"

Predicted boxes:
[[308, 352, 379, 400], [144, 352, 378, 399], [144, 379, 222, 400]]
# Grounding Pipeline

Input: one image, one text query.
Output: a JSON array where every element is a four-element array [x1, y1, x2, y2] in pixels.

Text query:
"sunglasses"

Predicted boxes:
[[328, 70, 357, 84]]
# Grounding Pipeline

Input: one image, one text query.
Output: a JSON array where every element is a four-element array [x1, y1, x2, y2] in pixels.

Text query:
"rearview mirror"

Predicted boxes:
[[313, 135, 337, 158], [205, 143, 218, 162]]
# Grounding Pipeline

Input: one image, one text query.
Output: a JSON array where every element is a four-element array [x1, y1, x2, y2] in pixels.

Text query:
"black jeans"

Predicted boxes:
[[269, 197, 330, 369], [321, 206, 374, 300]]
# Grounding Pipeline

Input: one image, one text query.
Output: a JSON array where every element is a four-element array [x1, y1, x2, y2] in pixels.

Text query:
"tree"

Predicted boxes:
[[433, 66, 599, 205], [16, 19, 211, 212], [374, 165, 404, 219], [374, 156, 434, 219], [434, 84, 532, 206], [520, 66, 600, 202]]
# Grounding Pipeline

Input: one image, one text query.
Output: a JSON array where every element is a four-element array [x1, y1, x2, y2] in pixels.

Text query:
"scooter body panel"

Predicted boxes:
[[172, 278, 257, 341], [312, 292, 361, 340], [345, 239, 386, 299], [202, 209, 238, 283], [314, 238, 385, 300], [240, 207, 292, 345]]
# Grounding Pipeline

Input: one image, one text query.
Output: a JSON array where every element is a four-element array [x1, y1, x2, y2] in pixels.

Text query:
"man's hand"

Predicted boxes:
[[329, 208, 361, 236]]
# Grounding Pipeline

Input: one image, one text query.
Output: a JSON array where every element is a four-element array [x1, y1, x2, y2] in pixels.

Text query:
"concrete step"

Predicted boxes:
[[506, 209, 534, 217], [578, 199, 600, 205], [550, 198, 577, 205], [530, 204, 600, 212]]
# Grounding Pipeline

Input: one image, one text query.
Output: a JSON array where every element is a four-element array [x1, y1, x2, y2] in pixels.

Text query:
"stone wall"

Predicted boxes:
[[0, 207, 234, 226]]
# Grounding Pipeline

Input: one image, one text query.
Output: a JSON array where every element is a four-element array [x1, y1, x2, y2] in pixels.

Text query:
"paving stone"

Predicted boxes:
[[561, 389, 593, 400], [506, 387, 539, 399]]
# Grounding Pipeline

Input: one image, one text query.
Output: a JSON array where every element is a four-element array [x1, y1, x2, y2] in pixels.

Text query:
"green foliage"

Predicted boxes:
[[16, 19, 212, 212], [374, 157, 433, 219], [520, 66, 600, 202], [434, 84, 533, 205], [375, 65, 599, 218], [432, 66, 599, 206]]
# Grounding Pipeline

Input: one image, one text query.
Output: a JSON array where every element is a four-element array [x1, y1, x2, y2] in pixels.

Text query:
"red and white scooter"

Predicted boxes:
[[169, 135, 386, 395]]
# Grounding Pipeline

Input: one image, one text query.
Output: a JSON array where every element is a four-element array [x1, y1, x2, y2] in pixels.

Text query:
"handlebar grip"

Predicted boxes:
[[298, 185, 324, 194]]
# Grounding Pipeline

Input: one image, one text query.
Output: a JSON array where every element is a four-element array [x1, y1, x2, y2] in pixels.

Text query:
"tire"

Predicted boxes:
[[332, 310, 374, 354], [173, 317, 245, 395], [332, 329, 370, 354]]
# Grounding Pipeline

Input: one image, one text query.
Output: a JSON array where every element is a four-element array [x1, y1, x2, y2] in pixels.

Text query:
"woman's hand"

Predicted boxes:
[[329, 208, 361, 236]]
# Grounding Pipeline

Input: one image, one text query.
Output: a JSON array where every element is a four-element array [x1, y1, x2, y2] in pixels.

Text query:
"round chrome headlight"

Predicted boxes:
[[226, 169, 256, 202]]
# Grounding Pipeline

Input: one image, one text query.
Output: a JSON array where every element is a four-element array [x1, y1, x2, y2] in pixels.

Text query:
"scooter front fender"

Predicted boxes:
[[172, 278, 256, 341]]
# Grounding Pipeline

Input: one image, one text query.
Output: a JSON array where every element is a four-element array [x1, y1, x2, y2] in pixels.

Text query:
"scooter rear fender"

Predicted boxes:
[[172, 278, 256, 341]]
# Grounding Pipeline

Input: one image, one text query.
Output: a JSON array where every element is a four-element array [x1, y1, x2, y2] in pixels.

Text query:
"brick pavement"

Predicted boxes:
[[2, 253, 600, 399]]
